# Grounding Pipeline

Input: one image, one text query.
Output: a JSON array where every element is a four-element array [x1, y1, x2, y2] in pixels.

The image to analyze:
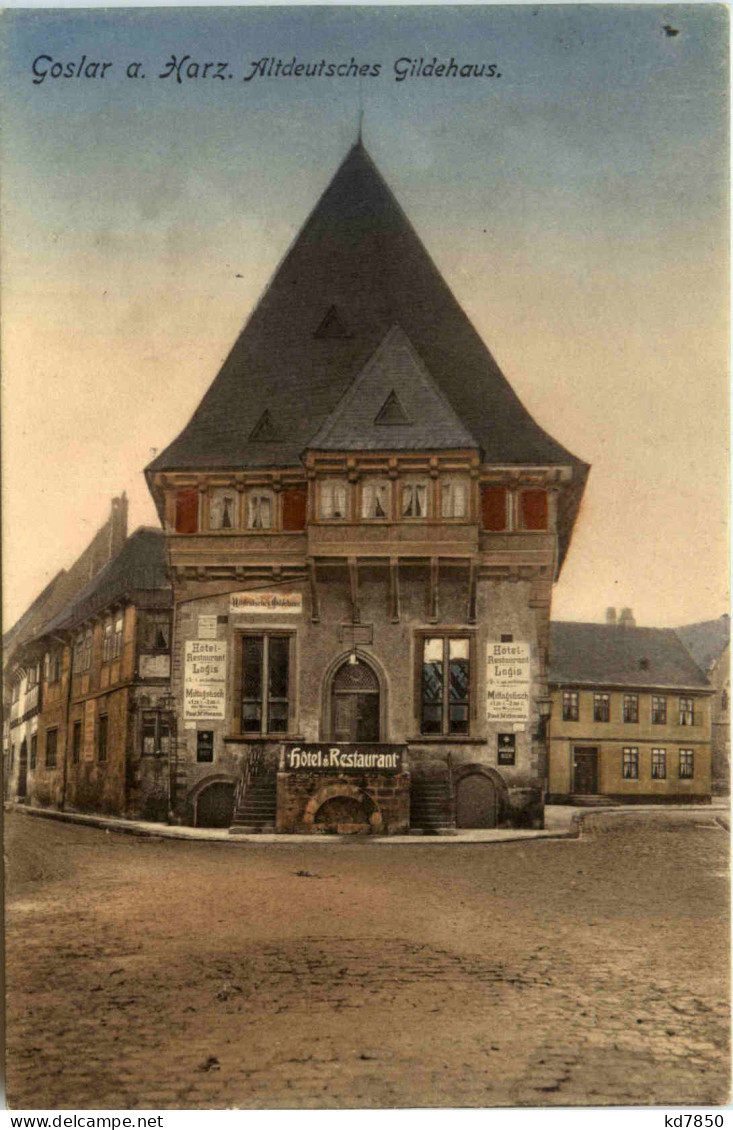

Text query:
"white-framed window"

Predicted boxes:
[[622, 747, 639, 779], [209, 488, 238, 530], [441, 478, 469, 519], [112, 615, 124, 659], [679, 750, 694, 778], [82, 630, 93, 672], [401, 479, 429, 519], [361, 480, 391, 520], [246, 490, 274, 530], [319, 480, 349, 520], [679, 697, 695, 726], [103, 619, 114, 663]]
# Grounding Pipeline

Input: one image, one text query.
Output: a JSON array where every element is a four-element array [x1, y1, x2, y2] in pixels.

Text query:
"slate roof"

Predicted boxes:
[[307, 325, 477, 452], [549, 621, 711, 691], [675, 616, 730, 673], [37, 528, 170, 638], [149, 147, 586, 459]]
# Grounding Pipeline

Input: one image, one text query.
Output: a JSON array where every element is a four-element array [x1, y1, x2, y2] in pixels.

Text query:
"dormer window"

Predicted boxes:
[[441, 479, 469, 519], [247, 491, 274, 530], [209, 488, 237, 531], [319, 480, 349, 520], [401, 480, 429, 519], [361, 480, 390, 520]]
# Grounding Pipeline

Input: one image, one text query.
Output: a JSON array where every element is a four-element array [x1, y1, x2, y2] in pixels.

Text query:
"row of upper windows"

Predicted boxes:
[[173, 483, 549, 533], [621, 747, 695, 780], [562, 692, 701, 726]]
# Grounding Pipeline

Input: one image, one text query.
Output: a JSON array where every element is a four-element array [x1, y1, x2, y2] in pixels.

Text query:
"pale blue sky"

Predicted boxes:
[[2, 5, 728, 627]]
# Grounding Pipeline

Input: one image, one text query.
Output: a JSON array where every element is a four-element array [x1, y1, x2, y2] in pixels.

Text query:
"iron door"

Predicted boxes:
[[573, 747, 598, 794]]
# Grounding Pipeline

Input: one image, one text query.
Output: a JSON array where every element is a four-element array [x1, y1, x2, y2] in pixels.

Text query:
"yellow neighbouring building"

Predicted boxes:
[[548, 612, 713, 804]]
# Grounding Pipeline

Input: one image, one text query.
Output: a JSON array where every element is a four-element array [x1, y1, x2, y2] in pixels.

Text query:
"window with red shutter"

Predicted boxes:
[[281, 488, 307, 531], [175, 489, 199, 534], [481, 487, 507, 531], [520, 489, 547, 530]]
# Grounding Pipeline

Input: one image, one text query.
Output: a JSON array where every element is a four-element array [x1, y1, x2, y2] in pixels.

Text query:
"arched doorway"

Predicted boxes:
[[195, 781, 235, 828], [331, 658, 380, 743], [456, 773, 498, 828]]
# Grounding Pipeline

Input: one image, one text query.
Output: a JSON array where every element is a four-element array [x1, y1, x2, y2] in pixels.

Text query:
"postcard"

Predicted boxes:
[[2, 4, 729, 1115]]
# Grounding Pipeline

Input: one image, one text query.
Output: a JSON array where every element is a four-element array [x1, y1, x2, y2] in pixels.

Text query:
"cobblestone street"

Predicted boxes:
[[5, 808, 730, 1109]]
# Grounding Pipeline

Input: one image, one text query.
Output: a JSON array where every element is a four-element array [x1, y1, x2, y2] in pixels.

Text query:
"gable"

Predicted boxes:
[[307, 325, 477, 453]]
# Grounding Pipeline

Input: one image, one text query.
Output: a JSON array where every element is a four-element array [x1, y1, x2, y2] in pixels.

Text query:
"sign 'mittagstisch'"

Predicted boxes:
[[283, 743, 404, 773]]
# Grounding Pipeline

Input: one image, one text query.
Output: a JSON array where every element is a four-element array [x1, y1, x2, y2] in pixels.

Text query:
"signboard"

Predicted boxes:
[[283, 743, 404, 774], [486, 641, 531, 722], [139, 654, 170, 679], [198, 615, 218, 640], [184, 640, 227, 721], [230, 591, 302, 615], [497, 733, 516, 765]]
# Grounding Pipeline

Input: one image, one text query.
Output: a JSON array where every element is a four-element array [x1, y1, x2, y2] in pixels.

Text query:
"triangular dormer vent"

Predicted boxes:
[[374, 390, 410, 426], [314, 305, 350, 339], [249, 410, 278, 442]]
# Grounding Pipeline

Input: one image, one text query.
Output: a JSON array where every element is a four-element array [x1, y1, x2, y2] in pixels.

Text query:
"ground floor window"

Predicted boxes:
[[72, 722, 82, 764], [420, 636, 470, 735], [240, 634, 290, 734], [651, 748, 666, 779], [622, 747, 639, 779], [98, 715, 109, 762], [45, 729, 58, 768], [30, 734, 37, 770], [679, 750, 694, 778]]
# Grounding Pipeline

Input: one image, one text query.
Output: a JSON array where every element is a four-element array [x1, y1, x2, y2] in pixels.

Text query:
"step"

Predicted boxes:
[[229, 824, 277, 835]]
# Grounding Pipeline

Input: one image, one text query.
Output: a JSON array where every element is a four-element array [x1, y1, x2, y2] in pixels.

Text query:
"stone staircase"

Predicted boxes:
[[568, 794, 614, 807], [409, 775, 456, 834], [229, 771, 278, 834]]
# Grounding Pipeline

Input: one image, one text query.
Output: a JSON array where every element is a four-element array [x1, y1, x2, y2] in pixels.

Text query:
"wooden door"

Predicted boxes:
[[573, 747, 598, 794], [456, 773, 497, 828]]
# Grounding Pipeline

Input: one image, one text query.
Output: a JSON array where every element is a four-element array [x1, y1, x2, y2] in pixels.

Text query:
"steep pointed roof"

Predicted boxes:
[[148, 141, 585, 475], [307, 325, 477, 452]]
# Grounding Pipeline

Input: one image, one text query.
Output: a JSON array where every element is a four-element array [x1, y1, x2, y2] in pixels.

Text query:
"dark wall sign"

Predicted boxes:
[[497, 733, 516, 765], [283, 743, 404, 773], [197, 730, 214, 763]]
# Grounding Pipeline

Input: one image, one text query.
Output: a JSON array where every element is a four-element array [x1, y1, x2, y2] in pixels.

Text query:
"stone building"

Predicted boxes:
[[548, 612, 713, 803], [4, 524, 172, 819], [146, 142, 588, 833]]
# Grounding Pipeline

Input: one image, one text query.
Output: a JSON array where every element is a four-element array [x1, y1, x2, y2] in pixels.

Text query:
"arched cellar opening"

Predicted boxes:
[[455, 772, 499, 829], [195, 781, 235, 828]]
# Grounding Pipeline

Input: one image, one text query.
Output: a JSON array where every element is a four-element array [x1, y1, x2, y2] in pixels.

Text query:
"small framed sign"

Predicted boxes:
[[497, 733, 516, 765]]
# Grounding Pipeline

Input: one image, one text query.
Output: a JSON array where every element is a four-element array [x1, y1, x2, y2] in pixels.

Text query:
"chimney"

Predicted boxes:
[[606, 607, 617, 625], [618, 607, 636, 628], [109, 492, 129, 560]]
